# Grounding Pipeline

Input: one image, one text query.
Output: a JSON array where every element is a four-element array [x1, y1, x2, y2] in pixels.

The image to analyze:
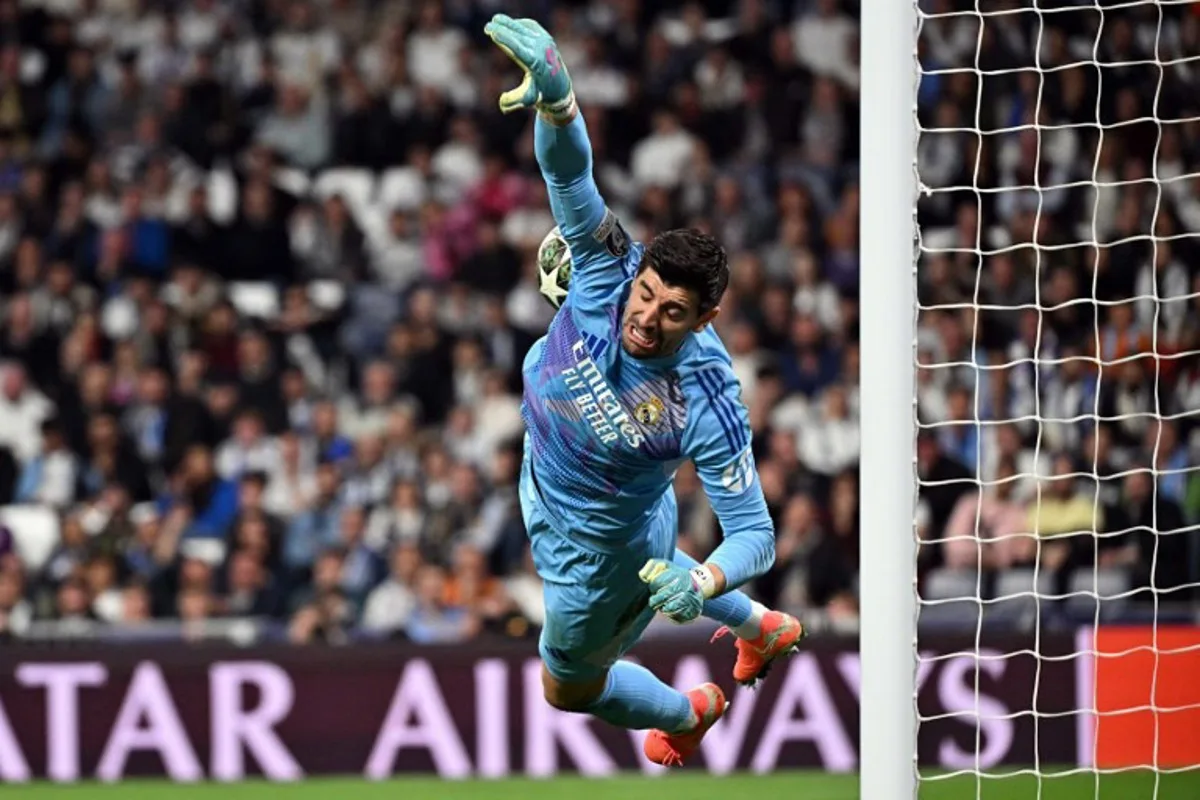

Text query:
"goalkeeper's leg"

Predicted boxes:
[[537, 590, 725, 747], [671, 548, 806, 687], [526, 494, 707, 737], [538, 597, 728, 768]]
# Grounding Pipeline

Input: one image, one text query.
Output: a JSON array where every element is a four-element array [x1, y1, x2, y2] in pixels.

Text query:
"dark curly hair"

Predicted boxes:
[[640, 228, 729, 314]]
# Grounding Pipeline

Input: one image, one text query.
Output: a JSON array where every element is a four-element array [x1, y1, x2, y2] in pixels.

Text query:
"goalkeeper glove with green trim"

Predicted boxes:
[[484, 13, 575, 121]]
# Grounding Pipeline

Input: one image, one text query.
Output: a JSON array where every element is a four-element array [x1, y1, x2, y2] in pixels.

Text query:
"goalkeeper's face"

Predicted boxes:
[[621, 268, 718, 359]]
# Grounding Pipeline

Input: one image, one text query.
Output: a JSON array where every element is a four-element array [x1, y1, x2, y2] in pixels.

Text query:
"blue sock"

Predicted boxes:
[[671, 548, 753, 628], [587, 661, 694, 733]]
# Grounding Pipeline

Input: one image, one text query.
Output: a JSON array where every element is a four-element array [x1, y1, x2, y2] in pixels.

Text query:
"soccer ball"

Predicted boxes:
[[536, 226, 572, 309]]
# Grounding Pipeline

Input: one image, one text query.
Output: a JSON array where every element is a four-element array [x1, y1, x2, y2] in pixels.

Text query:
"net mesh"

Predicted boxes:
[[914, 0, 1200, 795]]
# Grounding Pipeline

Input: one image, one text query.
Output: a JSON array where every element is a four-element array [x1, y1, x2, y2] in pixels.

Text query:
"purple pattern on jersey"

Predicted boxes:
[[521, 295, 689, 546]]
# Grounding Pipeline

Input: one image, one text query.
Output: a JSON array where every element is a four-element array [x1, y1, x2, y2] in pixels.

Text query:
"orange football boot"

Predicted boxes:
[[713, 610, 806, 687], [643, 683, 727, 767]]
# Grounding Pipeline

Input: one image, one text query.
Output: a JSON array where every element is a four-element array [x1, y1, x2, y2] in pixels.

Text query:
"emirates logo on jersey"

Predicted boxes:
[[561, 340, 644, 449]]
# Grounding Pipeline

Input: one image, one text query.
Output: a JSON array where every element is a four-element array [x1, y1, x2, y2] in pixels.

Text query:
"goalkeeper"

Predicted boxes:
[[487, 15, 804, 766]]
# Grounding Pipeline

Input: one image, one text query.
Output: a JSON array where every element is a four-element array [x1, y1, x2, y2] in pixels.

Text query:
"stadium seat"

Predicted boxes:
[[273, 166, 311, 198], [0, 505, 60, 574], [179, 537, 227, 566], [308, 280, 347, 313], [1064, 567, 1133, 623], [356, 205, 393, 252], [228, 282, 281, 319], [206, 168, 239, 223], [311, 168, 377, 224], [377, 166, 429, 212], [919, 568, 982, 630]]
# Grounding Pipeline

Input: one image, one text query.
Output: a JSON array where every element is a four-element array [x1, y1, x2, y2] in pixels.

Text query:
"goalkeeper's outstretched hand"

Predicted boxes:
[[639, 559, 704, 624], [484, 13, 574, 118]]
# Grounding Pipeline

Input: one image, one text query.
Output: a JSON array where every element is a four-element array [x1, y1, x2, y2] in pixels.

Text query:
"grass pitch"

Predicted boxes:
[[7, 770, 1200, 800]]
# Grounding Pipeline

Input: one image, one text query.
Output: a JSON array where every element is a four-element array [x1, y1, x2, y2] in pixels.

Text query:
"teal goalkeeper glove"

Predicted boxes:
[[639, 559, 705, 624], [484, 13, 575, 118]]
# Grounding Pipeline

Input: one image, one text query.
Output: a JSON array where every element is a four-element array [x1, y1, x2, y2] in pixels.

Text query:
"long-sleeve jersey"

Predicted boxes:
[[520, 113, 775, 591]]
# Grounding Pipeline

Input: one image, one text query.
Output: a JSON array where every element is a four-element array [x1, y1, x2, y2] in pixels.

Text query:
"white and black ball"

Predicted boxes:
[[536, 226, 572, 310]]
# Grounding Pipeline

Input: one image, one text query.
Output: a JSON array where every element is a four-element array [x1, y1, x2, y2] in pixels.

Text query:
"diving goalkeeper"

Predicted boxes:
[[487, 14, 805, 766]]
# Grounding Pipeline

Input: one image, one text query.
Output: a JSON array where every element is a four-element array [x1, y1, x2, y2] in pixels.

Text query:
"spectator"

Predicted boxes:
[[405, 563, 476, 645], [159, 444, 239, 540], [0, 363, 53, 462], [1103, 471, 1191, 597], [1030, 455, 1103, 574], [256, 82, 329, 171], [293, 194, 367, 281], [309, 400, 354, 464], [406, 2, 466, 94], [85, 554, 123, 622], [792, 0, 858, 89], [806, 472, 859, 611], [283, 461, 343, 578], [361, 541, 420, 635], [215, 409, 279, 481], [53, 575, 97, 637], [0, 559, 32, 639], [942, 459, 1032, 571], [0, 0, 1192, 645], [333, 505, 384, 609], [119, 367, 165, 464], [223, 549, 282, 618], [236, 329, 286, 431], [444, 543, 511, 629], [630, 111, 696, 190], [15, 418, 77, 508], [39, 47, 109, 160], [797, 384, 859, 477], [224, 181, 295, 282], [119, 582, 153, 626], [264, 431, 316, 519], [781, 313, 840, 398]]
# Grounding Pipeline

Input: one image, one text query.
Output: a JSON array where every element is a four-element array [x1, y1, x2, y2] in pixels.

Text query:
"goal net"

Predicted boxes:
[[912, 0, 1200, 795]]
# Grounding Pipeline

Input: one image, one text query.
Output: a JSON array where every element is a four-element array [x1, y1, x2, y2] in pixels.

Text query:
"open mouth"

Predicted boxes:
[[628, 322, 656, 351]]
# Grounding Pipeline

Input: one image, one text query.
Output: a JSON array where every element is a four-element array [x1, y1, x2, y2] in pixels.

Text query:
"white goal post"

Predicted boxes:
[[859, 0, 918, 797], [862, 0, 1200, 797]]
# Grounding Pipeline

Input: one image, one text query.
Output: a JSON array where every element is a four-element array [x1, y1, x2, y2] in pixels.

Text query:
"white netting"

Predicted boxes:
[[914, 0, 1200, 796]]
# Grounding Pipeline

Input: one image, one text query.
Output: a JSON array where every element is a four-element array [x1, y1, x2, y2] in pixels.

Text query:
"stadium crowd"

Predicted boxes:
[[0, 0, 1196, 643]]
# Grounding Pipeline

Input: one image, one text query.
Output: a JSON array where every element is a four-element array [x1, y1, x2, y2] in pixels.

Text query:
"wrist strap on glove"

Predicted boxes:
[[537, 91, 577, 124], [690, 565, 718, 600]]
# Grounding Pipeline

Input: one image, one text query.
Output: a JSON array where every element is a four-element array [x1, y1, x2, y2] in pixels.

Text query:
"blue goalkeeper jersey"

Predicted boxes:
[[521, 114, 775, 591]]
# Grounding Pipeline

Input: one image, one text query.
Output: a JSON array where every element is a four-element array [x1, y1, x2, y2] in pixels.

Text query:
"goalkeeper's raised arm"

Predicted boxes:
[[485, 15, 631, 295]]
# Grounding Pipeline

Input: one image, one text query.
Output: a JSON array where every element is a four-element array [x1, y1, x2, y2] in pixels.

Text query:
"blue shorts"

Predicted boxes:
[[519, 455, 675, 683]]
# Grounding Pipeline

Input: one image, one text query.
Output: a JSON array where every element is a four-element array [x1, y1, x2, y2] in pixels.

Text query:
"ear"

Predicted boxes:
[[692, 305, 720, 332]]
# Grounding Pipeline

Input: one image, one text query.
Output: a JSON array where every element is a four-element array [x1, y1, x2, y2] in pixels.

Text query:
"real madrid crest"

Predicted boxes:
[[634, 396, 665, 427]]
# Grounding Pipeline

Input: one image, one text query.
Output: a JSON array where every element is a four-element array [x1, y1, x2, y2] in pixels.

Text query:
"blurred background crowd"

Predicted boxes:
[[0, 0, 1196, 645], [915, 0, 1200, 627]]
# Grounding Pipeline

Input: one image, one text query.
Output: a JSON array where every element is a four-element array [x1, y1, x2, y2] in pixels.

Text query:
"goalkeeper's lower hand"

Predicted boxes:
[[484, 13, 575, 119], [639, 559, 704, 624]]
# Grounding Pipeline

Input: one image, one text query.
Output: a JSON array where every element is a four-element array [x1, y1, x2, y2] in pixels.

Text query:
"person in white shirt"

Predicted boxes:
[[263, 431, 316, 520], [360, 542, 421, 634], [15, 419, 78, 509], [405, 2, 466, 93], [792, 0, 858, 88], [215, 409, 280, 481], [798, 384, 860, 477], [0, 363, 54, 464], [630, 110, 696, 190]]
